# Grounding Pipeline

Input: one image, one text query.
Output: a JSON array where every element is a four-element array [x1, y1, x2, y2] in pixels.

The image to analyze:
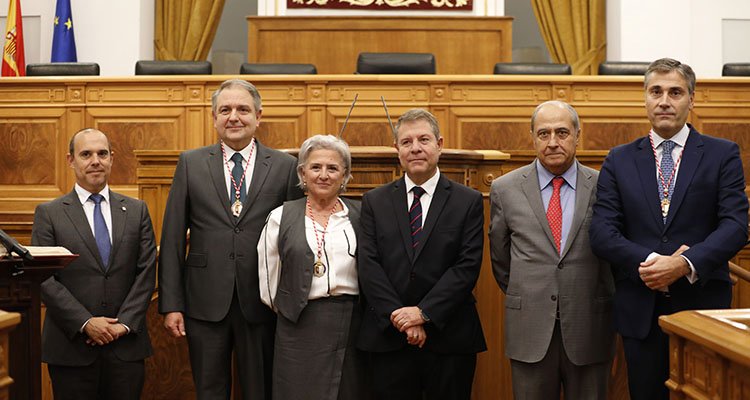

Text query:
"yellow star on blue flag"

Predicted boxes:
[[51, 0, 77, 62]]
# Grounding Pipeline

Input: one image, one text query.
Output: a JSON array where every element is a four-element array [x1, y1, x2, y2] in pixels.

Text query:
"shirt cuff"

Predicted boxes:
[[681, 255, 698, 284], [80, 317, 92, 333], [120, 323, 131, 334]]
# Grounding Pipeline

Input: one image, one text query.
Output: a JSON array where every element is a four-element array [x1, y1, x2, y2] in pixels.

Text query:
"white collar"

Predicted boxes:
[[405, 168, 440, 196]]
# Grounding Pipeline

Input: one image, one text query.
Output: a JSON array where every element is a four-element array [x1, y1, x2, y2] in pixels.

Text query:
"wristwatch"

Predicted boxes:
[[419, 308, 431, 323]]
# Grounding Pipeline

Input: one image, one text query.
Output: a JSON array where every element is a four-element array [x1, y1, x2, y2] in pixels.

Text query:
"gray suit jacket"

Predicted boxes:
[[158, 141, 303, 323], [32, 190, 156, 366], [489, 161, 614, 365]]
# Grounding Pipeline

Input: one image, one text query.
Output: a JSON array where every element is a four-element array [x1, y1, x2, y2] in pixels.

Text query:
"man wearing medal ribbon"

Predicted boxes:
[[590, 58, 749, 400], [159, 79, 303, 400]]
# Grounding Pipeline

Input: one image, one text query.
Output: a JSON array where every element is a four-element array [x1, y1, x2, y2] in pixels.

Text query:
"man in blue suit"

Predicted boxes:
[[590, 57, 748, 400]]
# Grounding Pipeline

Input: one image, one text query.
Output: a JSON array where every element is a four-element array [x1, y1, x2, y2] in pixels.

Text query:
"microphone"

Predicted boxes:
[[0, 229, 33, 262], [380, 96, 397, 138], [338, 93, 359, 139]]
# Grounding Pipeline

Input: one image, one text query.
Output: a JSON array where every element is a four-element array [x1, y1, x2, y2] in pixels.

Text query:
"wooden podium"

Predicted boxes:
[[659, 309, 750, 399], [0, 255, 75, 400]]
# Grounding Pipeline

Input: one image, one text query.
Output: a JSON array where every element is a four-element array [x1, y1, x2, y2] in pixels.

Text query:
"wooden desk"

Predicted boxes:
[[247, 17, 513, 74], [0, 256, 73, 400], [0, 310, 21, 400], [659, 309, 750, 399]]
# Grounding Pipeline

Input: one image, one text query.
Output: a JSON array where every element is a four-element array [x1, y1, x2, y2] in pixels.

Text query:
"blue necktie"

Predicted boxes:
[[90, 194, 111, 269], [659, 140, 676, 222], [231, 152, 247, 205], [409, 187, 425, 248]]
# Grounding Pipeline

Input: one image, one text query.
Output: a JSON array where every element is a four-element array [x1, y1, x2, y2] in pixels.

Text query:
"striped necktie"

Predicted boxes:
[[409, 186, 425, 248]]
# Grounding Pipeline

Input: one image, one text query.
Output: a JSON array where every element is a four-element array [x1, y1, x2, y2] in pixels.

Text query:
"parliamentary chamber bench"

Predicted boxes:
[[1, 74, 750, 400]]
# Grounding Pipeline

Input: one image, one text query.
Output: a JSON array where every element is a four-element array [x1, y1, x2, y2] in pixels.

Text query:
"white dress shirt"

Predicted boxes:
[[404, 168, 441, 223], [74, 183, 112, 245], [258, 199, 359, 310], [646, 124, 697, 284], [222, 139, 256, 200]]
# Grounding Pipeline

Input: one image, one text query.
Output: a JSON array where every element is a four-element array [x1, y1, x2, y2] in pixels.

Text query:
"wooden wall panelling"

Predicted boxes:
[[451, 106, 535, 151], [732, 250, 750, 310], [254, 106, 308, 149], [0, 108, 70, 228], [84, 107, 187, 199], [247, 17, 512, 75], [253, 82, 309, 149], [690, 106, 750, 182], [306, 83, 328, 136]]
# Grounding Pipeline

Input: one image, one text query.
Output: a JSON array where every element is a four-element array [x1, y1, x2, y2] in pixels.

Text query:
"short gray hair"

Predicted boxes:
[[211, 79, 262, 113], [394, 108, 440, 142], [297, 135, 353, 192], [530, 100, 580, 132], [644, 58, 696, 94]]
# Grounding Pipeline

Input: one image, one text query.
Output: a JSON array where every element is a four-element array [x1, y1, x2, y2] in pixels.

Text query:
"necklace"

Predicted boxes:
[[220, 139, 255, 217], [306, 198, 339, 278], [648, 135, 684, 218]]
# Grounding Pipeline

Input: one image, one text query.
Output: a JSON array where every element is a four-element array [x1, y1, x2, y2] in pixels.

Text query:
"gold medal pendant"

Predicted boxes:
[[231, 199, 243, 217], [313, 259, 326, 277], [661, 198, 670, 218]]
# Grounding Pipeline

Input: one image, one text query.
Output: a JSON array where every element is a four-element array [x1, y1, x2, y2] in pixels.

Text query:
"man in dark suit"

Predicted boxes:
[[158, 79, 303, 400], [490, 101, 614, 399], [32, 128, 156, 400], [590, 58, 749, 400], [357, 108, 486, 400]]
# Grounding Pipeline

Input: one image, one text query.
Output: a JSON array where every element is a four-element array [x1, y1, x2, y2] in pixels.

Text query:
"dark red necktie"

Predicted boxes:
[[546, 177, 564, 254]]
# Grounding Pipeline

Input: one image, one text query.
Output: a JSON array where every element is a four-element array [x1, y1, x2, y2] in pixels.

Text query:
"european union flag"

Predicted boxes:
[[50, 0, 76, 62]]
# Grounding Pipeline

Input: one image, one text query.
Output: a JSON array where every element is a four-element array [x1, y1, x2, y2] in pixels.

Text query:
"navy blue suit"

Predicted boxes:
[[590, 125, 748, 399]]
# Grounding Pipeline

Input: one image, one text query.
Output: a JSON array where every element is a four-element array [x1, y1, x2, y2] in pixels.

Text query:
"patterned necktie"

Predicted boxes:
[[230, 152, 247, 205], [409, 186, 425, 248], [659, 140, 676, 222], [546, 177, 564, 254], [90, 194, 111, 269]]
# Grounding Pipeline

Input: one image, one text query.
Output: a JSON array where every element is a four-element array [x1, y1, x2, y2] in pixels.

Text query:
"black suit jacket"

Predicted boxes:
[[357, 174, 487, 354], [32, 190, 156, 366], [158, 141, 303, 323]]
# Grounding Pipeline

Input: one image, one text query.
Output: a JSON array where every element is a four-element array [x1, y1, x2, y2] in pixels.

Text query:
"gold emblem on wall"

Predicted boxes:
[[288, 0, 471, 10]]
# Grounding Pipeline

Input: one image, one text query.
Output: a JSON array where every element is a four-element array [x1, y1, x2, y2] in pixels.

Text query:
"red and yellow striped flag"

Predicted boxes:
[[2, 0, 26, 77]]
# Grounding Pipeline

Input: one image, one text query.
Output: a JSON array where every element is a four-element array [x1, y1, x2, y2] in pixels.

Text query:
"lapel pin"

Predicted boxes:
[[122, 206, 127, 211]]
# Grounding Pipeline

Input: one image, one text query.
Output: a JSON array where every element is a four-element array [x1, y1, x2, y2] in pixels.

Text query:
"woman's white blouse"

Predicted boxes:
[[257, 200, 358, 310]]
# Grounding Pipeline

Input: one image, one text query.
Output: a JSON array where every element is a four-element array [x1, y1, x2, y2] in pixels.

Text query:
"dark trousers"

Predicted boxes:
[[48, 347, 144, 400], [185, 292, 275, 400], [369, 346, 476, 400]]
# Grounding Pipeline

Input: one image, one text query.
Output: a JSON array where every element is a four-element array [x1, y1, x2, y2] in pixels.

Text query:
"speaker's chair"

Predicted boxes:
[[26, 62, 100, 76], [356, 52, 436, 74], [134, 60, 212, 75]]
